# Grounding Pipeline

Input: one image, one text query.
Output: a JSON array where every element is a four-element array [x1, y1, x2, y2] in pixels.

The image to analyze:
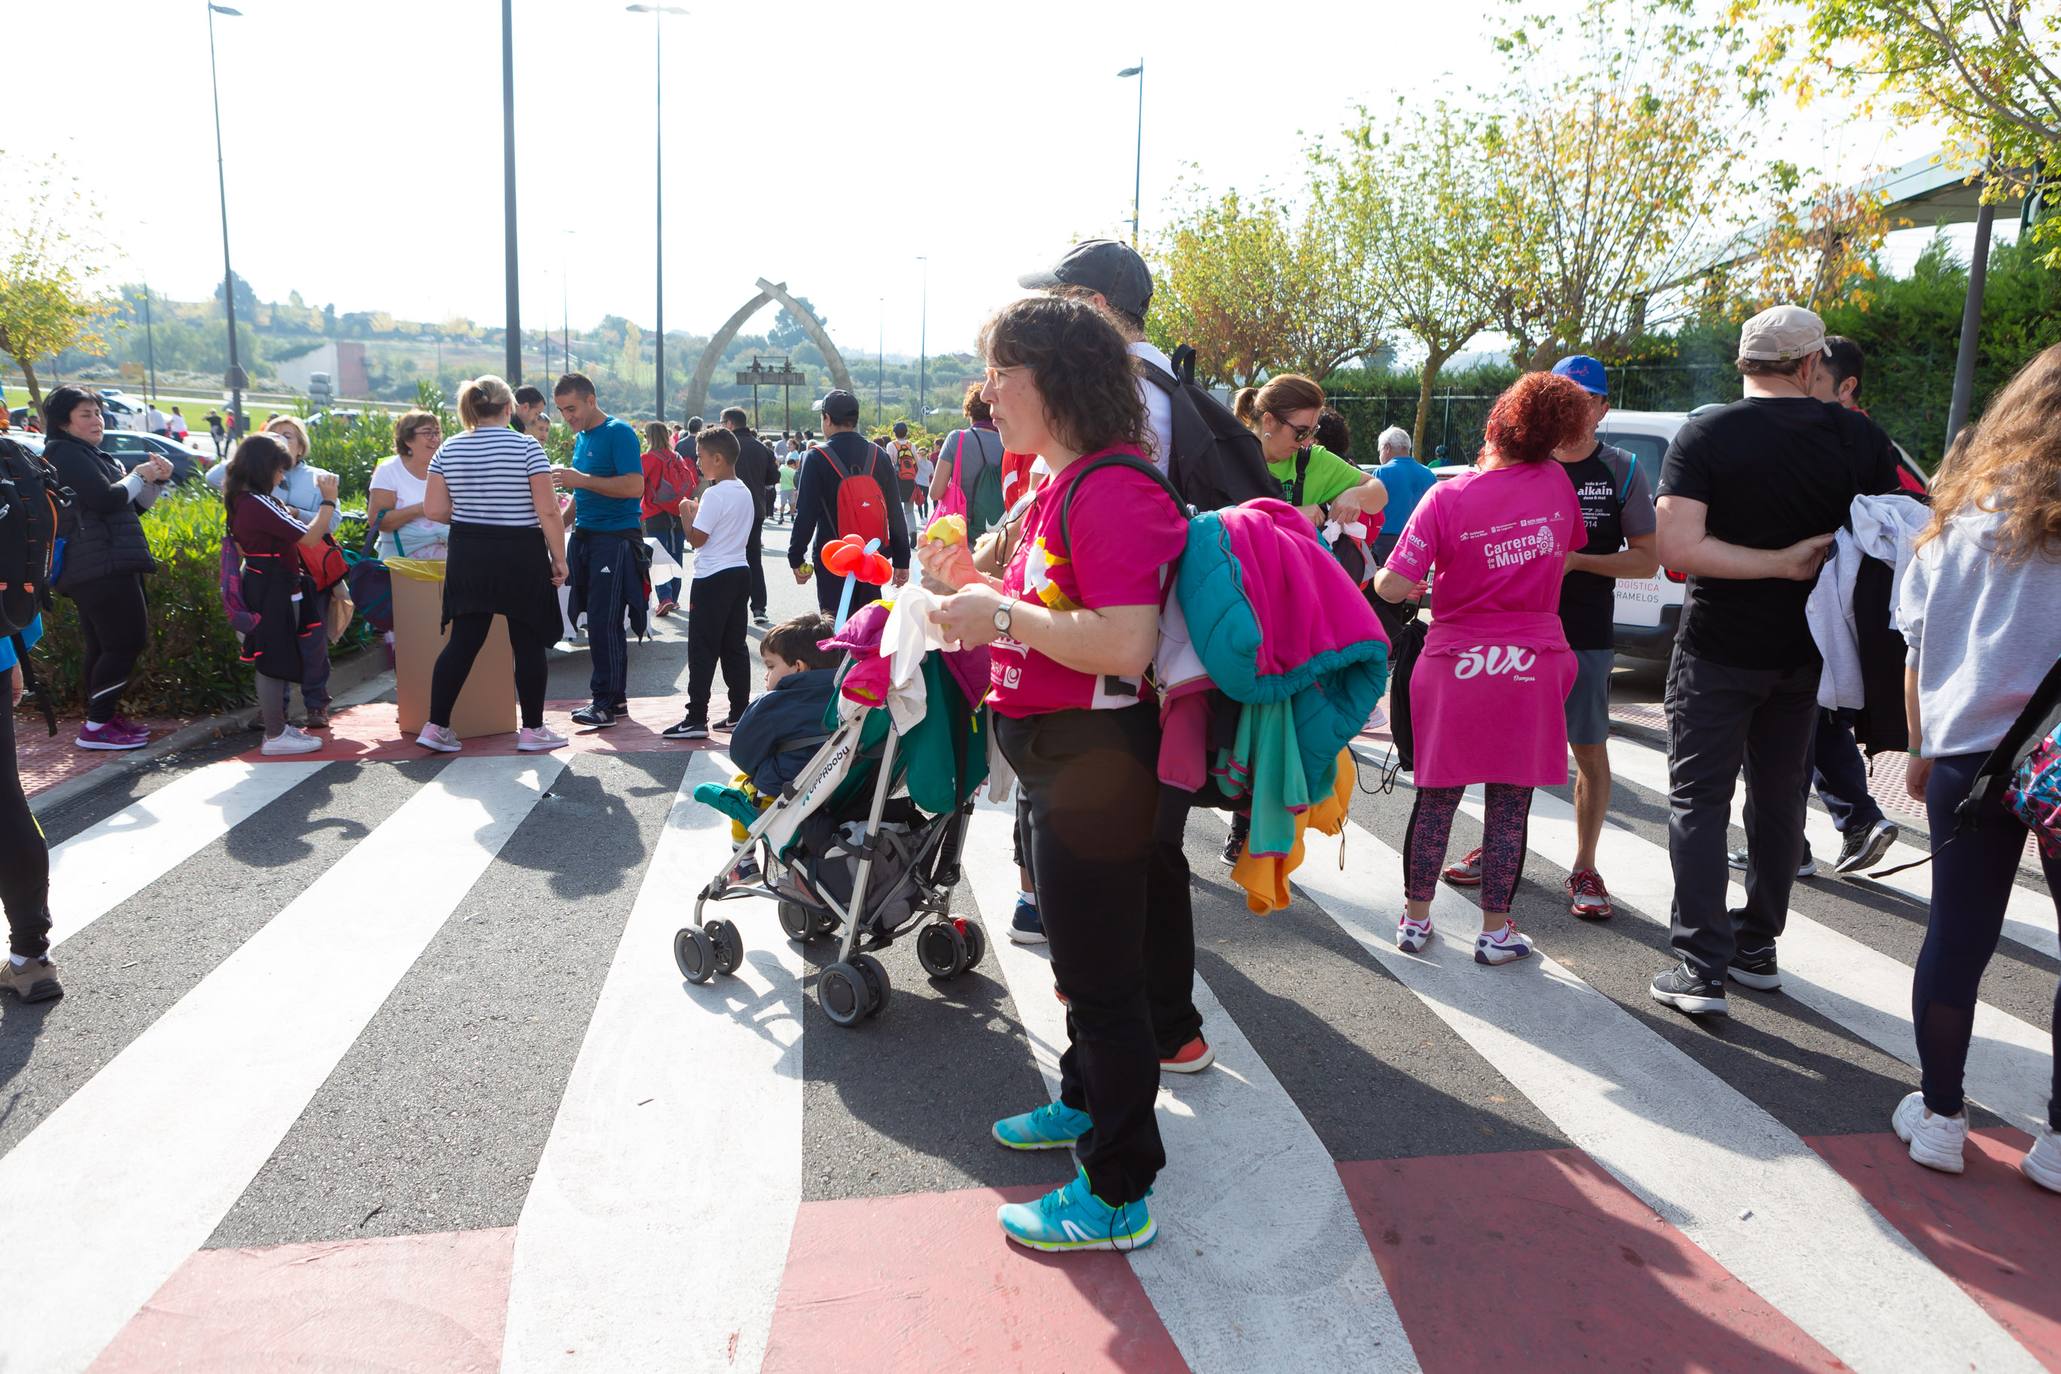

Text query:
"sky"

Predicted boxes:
[[10, 0, 1972, 363]]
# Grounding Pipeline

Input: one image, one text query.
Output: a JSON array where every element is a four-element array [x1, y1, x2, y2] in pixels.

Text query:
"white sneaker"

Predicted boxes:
[[517, 725, 568, 752], [1360, 705, 1389, 734], [1474, 920, 1534, 966], [415, 723, 462, 753], [1891, 1090, 1967, 1174], [260, 725, 322, 756], [2021, 1122, 2061, 1193], [1396, 915, 1433, 954]]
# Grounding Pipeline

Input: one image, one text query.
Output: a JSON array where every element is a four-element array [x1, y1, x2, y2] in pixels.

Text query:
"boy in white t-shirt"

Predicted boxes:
[[662, 427, 757, 740]]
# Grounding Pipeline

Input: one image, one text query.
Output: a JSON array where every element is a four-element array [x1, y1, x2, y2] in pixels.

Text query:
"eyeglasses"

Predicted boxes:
[[1271, 413, 1318, 444], [983, 365, 1023, 386]]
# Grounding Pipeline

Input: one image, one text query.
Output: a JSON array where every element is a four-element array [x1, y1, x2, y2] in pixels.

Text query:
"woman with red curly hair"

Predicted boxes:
[[1373, 372, 1590, 965]]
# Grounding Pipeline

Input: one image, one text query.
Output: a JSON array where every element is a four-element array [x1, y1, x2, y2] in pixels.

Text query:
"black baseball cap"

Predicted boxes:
[[814, 389, 860, 424], [1018, 239, 1152, 319]]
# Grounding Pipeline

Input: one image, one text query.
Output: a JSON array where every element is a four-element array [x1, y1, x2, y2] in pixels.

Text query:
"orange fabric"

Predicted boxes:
[[1230, 749, 1355, 915]]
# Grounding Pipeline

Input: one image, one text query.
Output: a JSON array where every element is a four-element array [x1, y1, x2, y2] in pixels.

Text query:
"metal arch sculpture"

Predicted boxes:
[[684, 278, 855, 422]]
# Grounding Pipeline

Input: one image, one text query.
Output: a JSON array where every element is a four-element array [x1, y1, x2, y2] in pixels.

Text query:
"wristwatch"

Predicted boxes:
[[993, 599, 1015, 636]]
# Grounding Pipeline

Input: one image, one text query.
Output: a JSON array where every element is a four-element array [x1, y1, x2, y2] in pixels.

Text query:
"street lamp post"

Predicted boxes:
[[206, 3, 244, 434], [141, 281, 158, 403], [501, 0, 521, 384], [1118, 61, 1144, 246], [876, 296, 884, 422], [916, 257, 928, 425], [628, 4, 687, 421]]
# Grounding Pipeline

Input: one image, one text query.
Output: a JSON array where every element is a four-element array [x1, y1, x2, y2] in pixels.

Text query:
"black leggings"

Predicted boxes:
[[69, 575, 150, 724], [1405, 783, 1533, 914], [429, 613, 549, 730], [1913, 751, 2061, 1129], [998, 703, 1181, 1206], [1, 687, 52, 958]]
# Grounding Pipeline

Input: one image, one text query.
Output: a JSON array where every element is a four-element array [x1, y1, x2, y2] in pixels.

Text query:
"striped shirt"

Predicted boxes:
[[429, 426, 550, 527]]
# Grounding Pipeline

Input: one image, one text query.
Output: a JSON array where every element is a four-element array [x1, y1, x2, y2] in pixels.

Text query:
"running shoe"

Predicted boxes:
[[661, 716, 709, 741], [517, 725, 569, 752], [1566, 869, 1613, 919], [1474, 921, 1533, 966], [109, 713, 153, 739], [1649, 961, 1728, 1016], [300, 707, 330, 730], [1009, 897, 1046, 945], [992, 1100, 1092, 1151], [1892, 1091, 1967, 1175], [415, 723, 462, 753], [654, 600, 677, 618], [1834, 819, 1900, 875], [1442, 848, 1484, 886], [716, 711, 744, 731], [1727, 942, 1782, 991], [1396, 915, 1434, 954], [1726, 848, 1818, 879], [2021, 1123, 2061, 1194], [570, 702, 616, 728], [753, 613, 772, 628], [260, 725, 323, 756], [730, 855, 762, 885], [997, 1170, 1155, 1253], [74, 719, 146, 751], [1160, 1037, 1214, 1074], [1, 955, 62, 1003], [1220, 813, 1250, 866]]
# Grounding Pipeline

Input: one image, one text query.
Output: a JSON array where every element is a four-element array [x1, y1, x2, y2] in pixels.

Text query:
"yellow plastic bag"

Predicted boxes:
[[386, 557, 449, 583]]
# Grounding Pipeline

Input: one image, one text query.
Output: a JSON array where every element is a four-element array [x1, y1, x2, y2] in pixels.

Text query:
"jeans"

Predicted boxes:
[[685, 566, 751, 725], [574, 529, 637, 707], [1913, 751, 2061, 1128], [430, 612, 550, 731], [1812, 709, 1886, 834], [297, 586, 332, 713], [1665, 647, 1819, 979], [646, 514, 683, 606], [998, 704, 1177, 1205], [68, 574, 150, 724], [0, 688, 52, 958]]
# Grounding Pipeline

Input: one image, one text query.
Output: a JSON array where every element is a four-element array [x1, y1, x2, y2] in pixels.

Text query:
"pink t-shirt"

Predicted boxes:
[[988, 449, 1187, 718], [1386, 461, 1583, 788]]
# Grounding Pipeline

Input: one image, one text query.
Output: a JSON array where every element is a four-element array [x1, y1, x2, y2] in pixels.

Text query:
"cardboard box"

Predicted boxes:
[[389, 564, 517, 740]]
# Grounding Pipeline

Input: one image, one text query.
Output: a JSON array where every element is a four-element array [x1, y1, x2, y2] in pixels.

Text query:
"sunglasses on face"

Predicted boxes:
[[1271, 413, 1318, 444]]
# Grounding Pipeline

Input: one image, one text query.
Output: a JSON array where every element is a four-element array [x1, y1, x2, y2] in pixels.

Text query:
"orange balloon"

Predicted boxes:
[[859, 551, 892, 584], [823, 540, 859, 577]]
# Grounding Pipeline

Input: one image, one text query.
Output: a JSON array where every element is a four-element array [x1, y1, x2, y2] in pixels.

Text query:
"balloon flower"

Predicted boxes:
[[822, 535, 892, 631]]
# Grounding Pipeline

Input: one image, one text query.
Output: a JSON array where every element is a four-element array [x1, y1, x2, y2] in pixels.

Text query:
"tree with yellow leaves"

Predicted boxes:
[[0, 153, 113, 408]]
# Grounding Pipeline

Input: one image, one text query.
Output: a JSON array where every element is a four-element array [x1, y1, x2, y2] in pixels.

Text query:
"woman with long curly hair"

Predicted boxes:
[[1892, 342, 2061, 1190], [923, 294, 1188, 1255], [1373, 371, 1591, 965]]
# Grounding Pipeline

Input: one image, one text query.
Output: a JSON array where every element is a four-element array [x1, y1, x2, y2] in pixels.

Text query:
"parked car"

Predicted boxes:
[[100, 428, 205, 485]]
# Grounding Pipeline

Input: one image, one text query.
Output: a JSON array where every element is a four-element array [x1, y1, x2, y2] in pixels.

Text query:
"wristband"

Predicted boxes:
[[320, 499, 338, 509], [1907, 747, 1921, 757]]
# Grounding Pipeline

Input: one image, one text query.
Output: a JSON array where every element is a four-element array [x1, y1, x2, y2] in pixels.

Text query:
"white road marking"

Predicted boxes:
[[1462, 782, 2058, 1135], [1, 756, 560, 1374], [962, 802, 1419, 1374], [46, 759, 330, 948], [502, 752, 804, 1374], [1294, 818, 2042, 1374]]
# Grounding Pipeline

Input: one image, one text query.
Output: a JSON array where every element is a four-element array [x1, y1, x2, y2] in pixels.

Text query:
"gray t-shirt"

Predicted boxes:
[[1899, 506, 2061, 757]]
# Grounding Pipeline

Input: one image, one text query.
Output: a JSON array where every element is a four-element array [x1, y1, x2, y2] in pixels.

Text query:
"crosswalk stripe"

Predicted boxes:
[[501, 752, 805, 1374], [1463, 781, 2057, 1135], [46, 759, 330, 949], [1, 756, 561, 1374], [1291, 817, 2044, 1374], [961, 801, 1420, 1374], [1600, 734, 2060, 964]]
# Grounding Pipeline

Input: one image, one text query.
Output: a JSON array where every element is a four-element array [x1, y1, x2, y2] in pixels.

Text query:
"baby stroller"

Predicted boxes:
[[673, 622, 992, 1027]]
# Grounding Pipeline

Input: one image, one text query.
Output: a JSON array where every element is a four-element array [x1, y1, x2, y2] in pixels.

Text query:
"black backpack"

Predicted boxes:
[[0, 436, 69, 734], [1139, 345, 1277, 513]]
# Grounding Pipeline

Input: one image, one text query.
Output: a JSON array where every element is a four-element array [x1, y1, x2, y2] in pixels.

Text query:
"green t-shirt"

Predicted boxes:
[[1265, 444, 1364, 508], [778, 465, 797, 492]]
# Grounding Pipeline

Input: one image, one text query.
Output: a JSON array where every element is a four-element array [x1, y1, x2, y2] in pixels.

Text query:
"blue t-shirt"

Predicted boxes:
[[0, 613, 43, 673], [1374, 456, 1438, 535], [572, 416, 643, 530]]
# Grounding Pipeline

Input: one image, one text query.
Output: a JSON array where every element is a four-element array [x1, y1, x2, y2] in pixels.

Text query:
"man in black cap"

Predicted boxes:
[[788, 389, 909, 615], [1019, 238, 1174, 468]]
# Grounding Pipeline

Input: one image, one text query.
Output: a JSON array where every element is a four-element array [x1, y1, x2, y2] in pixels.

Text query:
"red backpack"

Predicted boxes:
[[646, 448, 696, 514], [815, 443, 889, 548]]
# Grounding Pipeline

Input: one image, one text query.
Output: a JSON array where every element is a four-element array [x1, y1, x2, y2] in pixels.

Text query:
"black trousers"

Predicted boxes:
[[747, 523, 768, 617], [429, 613, 550, 731], [998, 703, 1182, 1206], [811, 568, 882, 617], [68, 574, 150, 724], [686, 566, 751, 725], [0, 687, 52, 958], [1664, 646, 1819, 979]]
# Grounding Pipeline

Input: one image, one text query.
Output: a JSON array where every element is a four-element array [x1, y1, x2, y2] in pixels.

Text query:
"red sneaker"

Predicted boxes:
[[1160, 1036, 1215, 1074], [1567, 868, 1614, 920], [1441, 848, 1484, 887]]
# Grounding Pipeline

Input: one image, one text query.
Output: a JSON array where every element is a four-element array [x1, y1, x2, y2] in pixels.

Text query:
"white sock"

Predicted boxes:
[[1018, 889, 1036, 908], [10, 954, 33, 967]]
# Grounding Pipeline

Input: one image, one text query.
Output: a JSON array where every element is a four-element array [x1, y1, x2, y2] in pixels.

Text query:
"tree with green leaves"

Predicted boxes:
[[1145, 188, 1298, 388], [0, 153, 113, 407]]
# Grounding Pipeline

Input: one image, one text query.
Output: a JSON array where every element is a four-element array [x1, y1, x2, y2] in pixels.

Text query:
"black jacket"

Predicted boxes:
[[732, 429, 779, 521], [788, 431, 911, 572], [46, 434, 156, 592]]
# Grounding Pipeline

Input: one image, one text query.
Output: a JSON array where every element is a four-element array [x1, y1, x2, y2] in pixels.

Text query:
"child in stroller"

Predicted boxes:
[[674, 595, 994, 1026]]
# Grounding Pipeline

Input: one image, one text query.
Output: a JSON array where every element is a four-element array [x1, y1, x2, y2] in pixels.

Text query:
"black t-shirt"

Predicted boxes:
[[1556, 442, 1655, 651], [1657, 397, 1900, 669]]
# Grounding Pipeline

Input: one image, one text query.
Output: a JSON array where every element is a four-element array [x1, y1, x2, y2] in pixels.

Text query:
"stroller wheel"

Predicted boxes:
[[705, 918, 745, 976], [852, 953, 891, 1018], [959, 920, 987, 974], [819, 961, 871, 1028], [916, 922, 970, 980], [778, 900, 817, 944], [674, 926, 716, 985]]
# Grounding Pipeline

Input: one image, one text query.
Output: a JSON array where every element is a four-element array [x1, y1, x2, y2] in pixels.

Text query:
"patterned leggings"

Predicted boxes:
[[1404, 784, 1533, 913]]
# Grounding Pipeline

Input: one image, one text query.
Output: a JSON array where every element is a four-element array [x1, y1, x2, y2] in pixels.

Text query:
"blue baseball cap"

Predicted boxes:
[[1551, 355, 1608, 397]]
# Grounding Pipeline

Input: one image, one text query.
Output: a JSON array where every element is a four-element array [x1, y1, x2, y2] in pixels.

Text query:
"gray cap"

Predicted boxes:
[[814, 389, 860, 423], [1738, 305, 1831, 363], [1018, 239, 1153, 319]]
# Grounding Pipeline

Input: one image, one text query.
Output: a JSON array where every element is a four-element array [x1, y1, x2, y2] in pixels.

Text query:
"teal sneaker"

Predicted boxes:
[[992, 1101, 1092, 1151], [998, 1170, 1156, 1253]]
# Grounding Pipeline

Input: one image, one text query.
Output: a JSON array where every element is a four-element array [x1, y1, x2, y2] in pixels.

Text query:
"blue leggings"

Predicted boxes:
[[1912, 751, 2061, 1128]]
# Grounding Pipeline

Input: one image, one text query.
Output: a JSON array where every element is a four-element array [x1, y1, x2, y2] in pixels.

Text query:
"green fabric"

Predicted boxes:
[[821, 653, 988, 818], [1236, 700, 1308, 857], [1265, 444, 1364, 509], [692, 782, 763, 830]]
